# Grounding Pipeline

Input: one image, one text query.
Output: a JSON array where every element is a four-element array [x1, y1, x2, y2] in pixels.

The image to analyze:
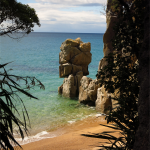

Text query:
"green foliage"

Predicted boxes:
[[0, 63, 45, 149], [84, 0, 145, 149], [0, 0, 40, 36], [0, 1, 42, 149], [95, 52, 139, 149]]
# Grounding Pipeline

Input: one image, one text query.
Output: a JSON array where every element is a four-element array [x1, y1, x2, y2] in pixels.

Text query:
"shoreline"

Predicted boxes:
[[15, 115, 121, 150], [15, 113, 101, 146]]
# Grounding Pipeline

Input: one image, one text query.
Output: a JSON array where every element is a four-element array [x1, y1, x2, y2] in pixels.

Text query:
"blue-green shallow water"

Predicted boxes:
[[0, 32, 104, 136]]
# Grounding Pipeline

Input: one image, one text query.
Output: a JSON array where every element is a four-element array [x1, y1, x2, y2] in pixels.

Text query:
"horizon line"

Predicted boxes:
[[31, 31, 105, 34]]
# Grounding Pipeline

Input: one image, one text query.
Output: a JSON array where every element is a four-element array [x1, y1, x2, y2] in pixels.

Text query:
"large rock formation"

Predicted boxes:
[[96, 0, 117, 113], [98, 0, 118, 70], [58, 1, 120, 110], [58, 38, 92, 98]]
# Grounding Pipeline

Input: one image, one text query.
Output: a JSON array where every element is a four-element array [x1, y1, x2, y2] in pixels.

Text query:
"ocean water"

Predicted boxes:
[[0, 32, 104, 143]]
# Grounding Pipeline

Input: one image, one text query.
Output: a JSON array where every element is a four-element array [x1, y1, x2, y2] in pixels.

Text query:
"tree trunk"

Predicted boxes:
[[133, 0, 150, 149]]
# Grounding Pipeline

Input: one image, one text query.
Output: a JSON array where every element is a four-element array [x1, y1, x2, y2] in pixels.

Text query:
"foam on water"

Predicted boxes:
[[15, 131, 56, 145], [95, 113, 106, 117], [68, 120, 76, 124]]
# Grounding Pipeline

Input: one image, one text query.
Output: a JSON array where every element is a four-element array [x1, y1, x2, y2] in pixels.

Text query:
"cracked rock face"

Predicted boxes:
[[59, 38, 92, 77], [96, 0, 119, 113], [58, 38, 92, 99], [79, 77, 100, 106]]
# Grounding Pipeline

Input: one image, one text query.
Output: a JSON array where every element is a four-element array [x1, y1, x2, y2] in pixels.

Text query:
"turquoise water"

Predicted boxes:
[[0, 32, 104, 136]]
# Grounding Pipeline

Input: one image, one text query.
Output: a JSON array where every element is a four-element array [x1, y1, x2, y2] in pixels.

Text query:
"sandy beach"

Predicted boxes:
[[16, 115, 121, 150]]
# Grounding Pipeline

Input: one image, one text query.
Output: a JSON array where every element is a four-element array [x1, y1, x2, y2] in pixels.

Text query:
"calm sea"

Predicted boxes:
[[0, 32, 104, 144]]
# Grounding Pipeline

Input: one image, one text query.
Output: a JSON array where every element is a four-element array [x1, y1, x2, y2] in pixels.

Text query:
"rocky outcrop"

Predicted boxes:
[[58, 72, 84, 98], [95, 86, 112, 114], [59, 38, 91, 77], [62, 74, 78, 98], [96, 0, 118, 113], [98, 3, 118, 70], [58, 1, 119, 110], [79, 77, 100, 106], [58, 38, 92, 98]]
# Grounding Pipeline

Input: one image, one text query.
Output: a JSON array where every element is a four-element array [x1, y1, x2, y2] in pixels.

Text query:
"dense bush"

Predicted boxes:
[[83, 0, 145, 149]]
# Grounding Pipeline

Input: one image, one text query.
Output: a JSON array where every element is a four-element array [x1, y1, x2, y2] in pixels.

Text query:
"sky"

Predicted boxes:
[[19, 0, 107, 33]]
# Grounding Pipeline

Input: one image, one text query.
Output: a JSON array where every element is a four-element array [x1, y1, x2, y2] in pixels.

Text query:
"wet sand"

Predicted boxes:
[[17, 116, 121, 150]]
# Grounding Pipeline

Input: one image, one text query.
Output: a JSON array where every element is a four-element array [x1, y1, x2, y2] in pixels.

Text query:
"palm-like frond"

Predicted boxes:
[[0, 63, 45, 149]]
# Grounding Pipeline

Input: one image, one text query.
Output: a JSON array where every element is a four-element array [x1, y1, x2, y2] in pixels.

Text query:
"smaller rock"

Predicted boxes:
[[71, 52, 92, 66], [79, 77, 99, 105], [95, 86, 112, 114], [62, 74, 77, 98], [79, 42, 91, 52], [75, 37, 83, 43], [79, 76, 92, 103], [65, 39, 80, 47], [60, 39, 80, 51], [80, 76, 92, 90]]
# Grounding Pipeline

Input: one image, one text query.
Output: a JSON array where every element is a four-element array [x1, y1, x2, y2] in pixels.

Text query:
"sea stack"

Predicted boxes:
[[58, 38, 92, 98], [58, 0, 119, 111]]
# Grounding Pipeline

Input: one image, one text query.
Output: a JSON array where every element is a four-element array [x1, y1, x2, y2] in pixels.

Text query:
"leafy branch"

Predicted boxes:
[[0, 63, 45, 150]]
